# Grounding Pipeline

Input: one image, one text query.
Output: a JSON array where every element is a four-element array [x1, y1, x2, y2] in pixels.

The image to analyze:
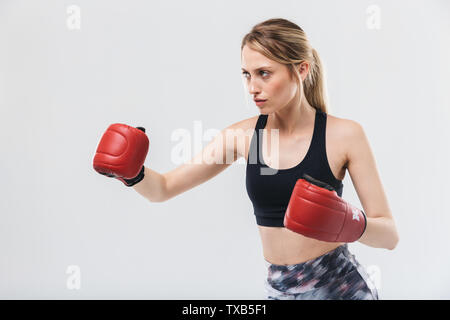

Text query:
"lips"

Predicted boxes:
[[254, 99, 267, 102], [254, 99, 267, 107]]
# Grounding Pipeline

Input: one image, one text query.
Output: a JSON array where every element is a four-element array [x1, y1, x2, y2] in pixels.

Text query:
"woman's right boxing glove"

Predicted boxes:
[[93, 123, 149, 187]]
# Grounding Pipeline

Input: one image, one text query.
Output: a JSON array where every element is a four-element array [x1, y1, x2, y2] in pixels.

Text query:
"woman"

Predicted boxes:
[[93, 18, 399, 300]]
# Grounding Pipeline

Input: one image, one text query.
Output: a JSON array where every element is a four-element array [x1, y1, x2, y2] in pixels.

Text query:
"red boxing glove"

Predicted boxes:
[[93, 123, 149, 187], [283, 174, 367, 243]]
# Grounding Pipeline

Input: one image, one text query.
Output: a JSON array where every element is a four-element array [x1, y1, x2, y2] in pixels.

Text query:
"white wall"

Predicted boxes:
[[0, 0, 449, 299]]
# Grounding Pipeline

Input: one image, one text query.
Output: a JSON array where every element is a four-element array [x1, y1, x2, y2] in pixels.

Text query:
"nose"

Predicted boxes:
[[248, 80, 261, 96]]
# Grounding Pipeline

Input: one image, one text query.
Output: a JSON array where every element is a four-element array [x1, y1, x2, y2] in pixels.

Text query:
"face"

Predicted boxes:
[[241, 44, 309, 114]]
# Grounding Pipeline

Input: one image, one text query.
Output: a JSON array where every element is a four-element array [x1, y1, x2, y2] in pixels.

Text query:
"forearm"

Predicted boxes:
[[358, 216, 399, 250], [132, 166, 167, 202]]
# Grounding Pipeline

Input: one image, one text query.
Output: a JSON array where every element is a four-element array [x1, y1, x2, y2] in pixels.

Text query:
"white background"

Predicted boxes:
[[0, 0, 449, 299]]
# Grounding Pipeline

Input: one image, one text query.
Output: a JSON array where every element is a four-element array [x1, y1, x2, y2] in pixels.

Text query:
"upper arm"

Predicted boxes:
[[345, 120, 393, 220], [162, 118, 255, 201]]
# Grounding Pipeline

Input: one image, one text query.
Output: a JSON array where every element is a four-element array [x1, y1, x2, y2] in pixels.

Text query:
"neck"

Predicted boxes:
[[269, 92, 316, 135]]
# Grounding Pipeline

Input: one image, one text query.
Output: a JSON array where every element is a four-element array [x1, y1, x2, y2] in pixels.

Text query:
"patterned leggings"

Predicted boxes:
[[264, 244, 379, 300]]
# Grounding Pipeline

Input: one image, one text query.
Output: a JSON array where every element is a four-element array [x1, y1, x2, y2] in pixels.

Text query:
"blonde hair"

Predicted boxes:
[[241, 18, 329, 114]]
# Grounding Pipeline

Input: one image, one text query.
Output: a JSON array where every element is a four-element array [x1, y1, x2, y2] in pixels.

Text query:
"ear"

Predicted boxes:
[[298, 61, 310, 81]]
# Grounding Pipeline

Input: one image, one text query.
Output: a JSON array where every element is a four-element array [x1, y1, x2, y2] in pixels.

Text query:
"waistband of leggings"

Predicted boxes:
[[264, 243, 349, 269]]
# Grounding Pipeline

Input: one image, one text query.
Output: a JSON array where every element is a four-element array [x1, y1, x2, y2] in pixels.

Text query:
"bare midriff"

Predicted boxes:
[[258, 225, 344, 266]]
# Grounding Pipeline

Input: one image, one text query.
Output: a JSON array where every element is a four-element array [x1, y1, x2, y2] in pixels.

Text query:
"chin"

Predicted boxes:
[[258, 107, 271, 115]]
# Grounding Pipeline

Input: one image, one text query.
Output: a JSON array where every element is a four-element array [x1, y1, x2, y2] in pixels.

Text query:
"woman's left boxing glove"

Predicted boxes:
[[284, 174, 367, 242], [93, 123, 149, 187]]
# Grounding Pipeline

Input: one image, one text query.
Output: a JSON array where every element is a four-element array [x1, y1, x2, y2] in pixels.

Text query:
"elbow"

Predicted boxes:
[[385, 218, 399, 250], [388, 232, 400, 251], [148, 190, 174, 203], [387, 242, 398, 251], [148, 194, 169, 203]]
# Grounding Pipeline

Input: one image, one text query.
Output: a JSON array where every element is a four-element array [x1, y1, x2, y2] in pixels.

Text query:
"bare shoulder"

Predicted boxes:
[[224, 115, 259, 139], [224, 115, 259, 159], [227, 115, 259, 131], [326, 113, 366, 166], [327, 113, 364, 139]]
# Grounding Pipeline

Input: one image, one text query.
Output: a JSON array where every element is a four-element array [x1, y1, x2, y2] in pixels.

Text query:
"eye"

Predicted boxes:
[[241, 70, 270, 78]]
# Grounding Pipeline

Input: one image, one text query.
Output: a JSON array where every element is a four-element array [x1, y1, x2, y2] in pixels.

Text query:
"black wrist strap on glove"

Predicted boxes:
[[302, 173, 335, 192], [123, 166, 145, 187], [123, 126, 146, 187]]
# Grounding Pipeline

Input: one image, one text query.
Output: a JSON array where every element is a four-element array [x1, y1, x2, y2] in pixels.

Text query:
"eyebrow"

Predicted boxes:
[[241, 66, 273, 72]]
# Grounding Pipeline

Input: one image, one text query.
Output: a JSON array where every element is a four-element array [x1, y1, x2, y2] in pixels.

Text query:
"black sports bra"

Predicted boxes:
[[245, 108, 344, 227]]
